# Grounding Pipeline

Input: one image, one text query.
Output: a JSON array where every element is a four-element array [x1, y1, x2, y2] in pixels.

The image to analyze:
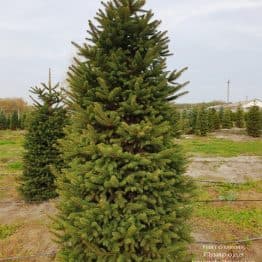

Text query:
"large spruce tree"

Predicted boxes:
[[54, 0, 194, 261], [19, 71, 67, 201]]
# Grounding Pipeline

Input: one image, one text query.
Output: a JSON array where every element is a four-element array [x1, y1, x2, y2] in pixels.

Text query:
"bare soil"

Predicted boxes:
[[212, 128, 261, 142], [186, 156, 262, 182]]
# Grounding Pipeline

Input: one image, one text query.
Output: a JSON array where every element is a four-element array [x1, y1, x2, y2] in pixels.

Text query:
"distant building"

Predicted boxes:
[[208, 99, 262, 112]]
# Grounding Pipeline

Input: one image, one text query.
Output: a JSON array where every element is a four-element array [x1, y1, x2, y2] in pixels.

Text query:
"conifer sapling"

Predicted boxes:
[[19, 70, 67, 201]]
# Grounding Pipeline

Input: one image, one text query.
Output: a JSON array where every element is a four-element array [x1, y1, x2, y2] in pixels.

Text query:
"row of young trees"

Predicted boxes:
[[0, 110, 28, 130], [179, 105, 261, 137], [19, 0, 194, 260]]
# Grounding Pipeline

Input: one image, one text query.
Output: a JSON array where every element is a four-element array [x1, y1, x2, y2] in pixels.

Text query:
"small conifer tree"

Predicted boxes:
[[54, 0, 194, 260], [179, 109, 190, 134], [222, 109, 233, 129], [235, 106, 245, 128], [198, 107, 208, 136], [10, 111, 19, 130], [207, 108, 215, 132], [213, 109, 220, 130], [246, 106, 262, 137], [218, 107, 224, 123], [19, 71, 67, 201], [0, 111, 7, 129], [189, 107, 198, 134]]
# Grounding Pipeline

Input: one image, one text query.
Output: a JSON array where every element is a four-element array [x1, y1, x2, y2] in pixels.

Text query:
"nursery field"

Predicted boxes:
[[0, 130, 261, 261]]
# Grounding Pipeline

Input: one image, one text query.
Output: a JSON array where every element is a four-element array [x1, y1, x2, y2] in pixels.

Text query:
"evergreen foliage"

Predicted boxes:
[[218, 107, 224, 124], [10, 111, 20, 130], [179, 110, 190, 135], [235, 106, 245, 128], [197, 107, 208, 136], [189, 107, 198, 134], [207, 108, 215, 132], [222, 109, 233, 129], [213, 109, 220, 130], [19, 71, 67, 201], [0, 111, 7, 129], [246, 106, 262, 137], [0, 110, 27, 130], [207, 108, 220, 131], [54, 1, 194, 261]]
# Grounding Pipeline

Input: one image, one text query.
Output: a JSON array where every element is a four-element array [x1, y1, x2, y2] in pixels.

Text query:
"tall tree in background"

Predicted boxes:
[[235, 106, 245, 128], [19, 70, 67, 201], [246, 106, 261, 137], [54, 0, 194, 260]]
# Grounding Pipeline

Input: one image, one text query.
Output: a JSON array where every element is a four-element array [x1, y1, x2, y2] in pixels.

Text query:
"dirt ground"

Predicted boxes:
[[186, 156, 262, 182], [212, 128, 261, 142]]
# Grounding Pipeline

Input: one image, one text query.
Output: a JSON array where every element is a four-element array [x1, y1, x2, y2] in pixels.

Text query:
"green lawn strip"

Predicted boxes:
[[7, 161, 23, 171], [0, 224, 20, 240], [180, 137, 262, 157], [217, 180, 262, 197], [196, 180, 262, 201], [0, 131, 24, 174], [194, 204, 262, 234]]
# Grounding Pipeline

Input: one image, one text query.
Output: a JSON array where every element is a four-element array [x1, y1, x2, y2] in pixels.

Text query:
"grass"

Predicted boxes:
[[217, 180, 262, 195], [194, 205, 262, 234], [0, 141, 16, 146], [0, 224, 19, 240], [180, 137, 262, 157], [194, 181, 262, 234], [0, 131, 24, 174], [7, 161, 23, 171]]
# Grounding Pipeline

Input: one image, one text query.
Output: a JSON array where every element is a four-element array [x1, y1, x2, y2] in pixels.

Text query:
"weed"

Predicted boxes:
[[0, 224, 19, 239]]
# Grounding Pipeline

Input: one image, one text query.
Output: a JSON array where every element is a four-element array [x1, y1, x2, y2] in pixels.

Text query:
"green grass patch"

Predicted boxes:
[[0, 131, 24, 174], [7, 161, 23, 171], [0, 224, 19, 239], [196, 180, 262, 201], [0, 140, 16, 146], [217, 180, 262, 194], [194, 205, 262, 233], [180, 137, 262, 157]]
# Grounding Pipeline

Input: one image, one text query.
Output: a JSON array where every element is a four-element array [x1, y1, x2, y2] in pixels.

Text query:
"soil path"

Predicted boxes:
[[186, 156, 262, 182]]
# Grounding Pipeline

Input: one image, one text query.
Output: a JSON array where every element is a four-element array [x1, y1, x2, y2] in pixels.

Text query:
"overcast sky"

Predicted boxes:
[[0, 0, 261, 103]]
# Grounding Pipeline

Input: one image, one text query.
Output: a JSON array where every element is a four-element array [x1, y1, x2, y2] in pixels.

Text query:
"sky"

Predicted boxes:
[[0, 0, 261, 103]]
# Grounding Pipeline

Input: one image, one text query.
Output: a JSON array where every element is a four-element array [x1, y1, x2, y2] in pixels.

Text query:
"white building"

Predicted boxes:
[[208, 99, 262, 112]]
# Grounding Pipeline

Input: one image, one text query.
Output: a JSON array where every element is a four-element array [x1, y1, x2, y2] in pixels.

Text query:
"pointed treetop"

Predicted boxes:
[[48, 68, 52, 89], [29, 69, 64, 108]]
